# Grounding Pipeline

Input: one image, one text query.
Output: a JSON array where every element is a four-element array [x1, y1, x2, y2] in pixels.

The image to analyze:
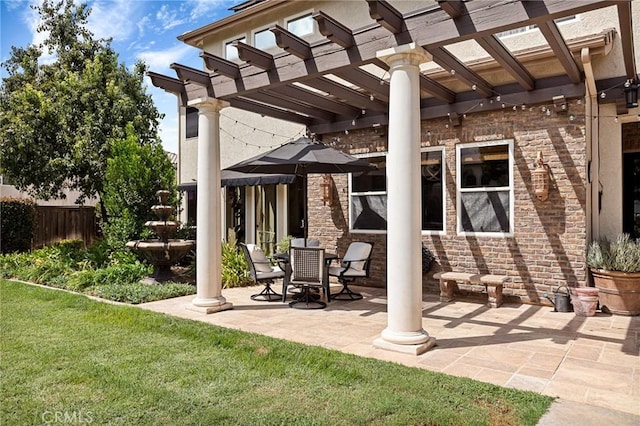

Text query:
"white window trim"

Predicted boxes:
[[349, 152, 387, 235], [497, 15, 578, 39], [456, 139, 514, 237], [421, 146, 446, 236], [252, 22, 278, 51], [285, 10, 315, 38]]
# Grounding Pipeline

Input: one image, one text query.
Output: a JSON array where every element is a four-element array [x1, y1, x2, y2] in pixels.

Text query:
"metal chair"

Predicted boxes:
[[290, 238, 320, 248], [288, 246, 326, 309], [328, 242, 374, 300], [240, 243, 283, 301]]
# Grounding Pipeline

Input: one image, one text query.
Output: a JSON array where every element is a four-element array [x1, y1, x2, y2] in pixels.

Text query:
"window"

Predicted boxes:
[[456, 140, 513, 236], [497, 15, 577, 38], [350, 155, 387, 232], [185, 107, 198, 139], [254, 27, 276, 50], [287, 13, 314, 37], [421, 147, 445, 233], [225, 36, 246, 61]]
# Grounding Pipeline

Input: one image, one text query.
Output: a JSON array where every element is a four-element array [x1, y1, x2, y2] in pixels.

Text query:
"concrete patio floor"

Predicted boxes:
[[140, 284, 640, 422]]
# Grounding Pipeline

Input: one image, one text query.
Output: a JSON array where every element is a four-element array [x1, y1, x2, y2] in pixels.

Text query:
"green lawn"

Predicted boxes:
[[1, 279, 553, 425]]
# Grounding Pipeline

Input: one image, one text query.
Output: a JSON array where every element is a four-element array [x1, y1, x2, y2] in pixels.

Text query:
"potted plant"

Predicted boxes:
[[586, 234, 640, 316]]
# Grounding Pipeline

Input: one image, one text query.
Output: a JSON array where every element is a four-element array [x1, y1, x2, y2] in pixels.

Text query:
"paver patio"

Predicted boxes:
[[140, 284, 639, 417]]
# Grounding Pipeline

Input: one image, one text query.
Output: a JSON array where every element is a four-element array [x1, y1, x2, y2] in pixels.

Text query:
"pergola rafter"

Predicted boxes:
[[149, 0, 627, 135]]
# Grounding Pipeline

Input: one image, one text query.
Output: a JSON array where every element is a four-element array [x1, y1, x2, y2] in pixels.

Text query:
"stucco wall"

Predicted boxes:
[[309, 102, 588, 304]]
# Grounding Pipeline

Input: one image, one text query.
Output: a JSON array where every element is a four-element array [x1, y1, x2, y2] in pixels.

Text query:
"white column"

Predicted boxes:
[[374, 44, 436, 355], [189, 97, 233, 314]]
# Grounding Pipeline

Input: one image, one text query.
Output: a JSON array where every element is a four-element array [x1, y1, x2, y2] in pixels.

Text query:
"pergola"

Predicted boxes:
[[149, 0, 636, 354]]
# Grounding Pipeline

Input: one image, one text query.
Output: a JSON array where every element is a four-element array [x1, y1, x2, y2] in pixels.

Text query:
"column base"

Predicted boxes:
[[373, 336, 436, 355], [188, 297, 233, 314]]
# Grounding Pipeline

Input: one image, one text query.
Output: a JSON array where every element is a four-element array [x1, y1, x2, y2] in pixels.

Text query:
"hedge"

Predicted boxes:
[[1, 198, 36, 253]]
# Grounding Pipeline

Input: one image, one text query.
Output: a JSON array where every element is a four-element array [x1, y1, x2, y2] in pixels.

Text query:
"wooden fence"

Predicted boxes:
[[34, 206, 98, 248]]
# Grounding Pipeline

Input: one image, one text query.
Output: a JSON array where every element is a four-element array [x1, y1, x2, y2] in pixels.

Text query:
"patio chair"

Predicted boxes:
[[290, 238, 320, 248], [240, 243, 284, 301], [288, 246, 326, 309], [328, 242, 374, 301]]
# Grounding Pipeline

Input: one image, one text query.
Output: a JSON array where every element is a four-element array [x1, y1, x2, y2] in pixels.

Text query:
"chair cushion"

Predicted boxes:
[[256, 269, 285, 280], [328, 265, 366, 278], [342, 242, 372, 272], [247, 244, 273, 273]]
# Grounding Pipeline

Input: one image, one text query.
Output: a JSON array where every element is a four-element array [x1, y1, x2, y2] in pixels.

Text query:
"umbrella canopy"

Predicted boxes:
[[226, 137, 377, 175]]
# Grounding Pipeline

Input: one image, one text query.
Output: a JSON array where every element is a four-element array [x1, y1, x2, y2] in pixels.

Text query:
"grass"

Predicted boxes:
[[1, 279, 553, 425]]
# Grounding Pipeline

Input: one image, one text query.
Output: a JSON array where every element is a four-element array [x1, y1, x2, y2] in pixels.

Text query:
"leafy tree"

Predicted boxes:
[[101, 124, 176, 247], [0, 0, 164, 223]]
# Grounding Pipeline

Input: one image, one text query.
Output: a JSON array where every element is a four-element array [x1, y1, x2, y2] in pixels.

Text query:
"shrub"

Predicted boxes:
[[67, 263, 151, 291], [587, 234, 640, 272], [0, 198, 36, 253], [221, 242, 252, 288], [89, 282, 195, 304]]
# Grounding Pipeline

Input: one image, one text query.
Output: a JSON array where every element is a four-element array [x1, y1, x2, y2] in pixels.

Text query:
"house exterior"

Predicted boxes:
[[153, 0, 638, 354]]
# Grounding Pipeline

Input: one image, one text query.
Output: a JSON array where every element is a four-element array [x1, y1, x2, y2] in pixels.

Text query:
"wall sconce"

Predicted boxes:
[[532, 151, 550, 201], [320, 174, 334, 206], [624, 79, 638, 108]]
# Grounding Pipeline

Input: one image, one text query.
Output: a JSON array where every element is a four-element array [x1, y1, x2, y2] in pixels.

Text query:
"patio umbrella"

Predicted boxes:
[[227, 136, 377, 236]]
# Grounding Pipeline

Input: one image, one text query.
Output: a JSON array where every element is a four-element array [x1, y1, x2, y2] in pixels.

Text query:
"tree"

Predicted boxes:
[[101, 124, 176, 247], [0, 0, 164, 221]]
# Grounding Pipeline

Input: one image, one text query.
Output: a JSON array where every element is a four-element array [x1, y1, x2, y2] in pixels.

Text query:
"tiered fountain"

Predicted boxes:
[[126, 190, 195, 283]]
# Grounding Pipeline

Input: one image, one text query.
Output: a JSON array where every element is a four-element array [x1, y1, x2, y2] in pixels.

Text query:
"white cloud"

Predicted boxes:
[[87, 0, 142, 42], [156, 4, 188, 31], [185, 0, 231, 22], [137, 43, 196, 73]]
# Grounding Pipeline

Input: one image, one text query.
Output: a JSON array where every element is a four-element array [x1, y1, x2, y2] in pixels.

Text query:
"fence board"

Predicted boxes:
[[34, 206, 97, 248]]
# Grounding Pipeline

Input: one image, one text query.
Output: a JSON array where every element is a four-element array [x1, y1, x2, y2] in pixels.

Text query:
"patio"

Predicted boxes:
[[140, 284, 639, 418]]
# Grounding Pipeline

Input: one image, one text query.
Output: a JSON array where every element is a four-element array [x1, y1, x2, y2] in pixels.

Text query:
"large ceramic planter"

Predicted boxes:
[[590, 269, 640, 316]]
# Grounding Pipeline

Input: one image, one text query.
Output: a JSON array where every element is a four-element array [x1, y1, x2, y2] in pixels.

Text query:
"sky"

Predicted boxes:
[[0, 0, 239, 153]]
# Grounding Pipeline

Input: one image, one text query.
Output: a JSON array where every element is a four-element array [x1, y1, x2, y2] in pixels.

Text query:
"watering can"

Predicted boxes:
[[547, 286, 572, 312]]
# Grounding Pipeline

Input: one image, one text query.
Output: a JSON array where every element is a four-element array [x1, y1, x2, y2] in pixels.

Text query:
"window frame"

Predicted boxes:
[[285, 11, 315, 38], [252, 23, 277, 51], [185, 107, 198, 139], [223, 35, 247, 61], [421, 146, 446, 236], [348, 152, 387, 235], [456, 139, 514, 237]]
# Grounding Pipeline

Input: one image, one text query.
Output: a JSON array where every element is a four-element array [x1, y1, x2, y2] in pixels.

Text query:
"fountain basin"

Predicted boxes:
[[126, 239, 195, 282]]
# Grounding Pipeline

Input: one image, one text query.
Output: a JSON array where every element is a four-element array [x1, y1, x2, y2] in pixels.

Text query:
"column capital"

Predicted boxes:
[[376, 42, 431, 68], [188, 97, 229, 113]]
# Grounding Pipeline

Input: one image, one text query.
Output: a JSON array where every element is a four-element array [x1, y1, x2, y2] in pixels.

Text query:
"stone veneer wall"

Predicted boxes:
[[307, 102, 588, 305]]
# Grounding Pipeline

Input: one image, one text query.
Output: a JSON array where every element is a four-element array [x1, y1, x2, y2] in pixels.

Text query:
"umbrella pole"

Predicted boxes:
[[304, 175, 308, 239]]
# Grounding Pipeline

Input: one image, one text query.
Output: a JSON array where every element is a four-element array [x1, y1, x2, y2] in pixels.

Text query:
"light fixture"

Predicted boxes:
[[320, 174, 334, 206], [532, 151, 550, 201], [624, 79, 638, 108], [553, 95, 567, 113]]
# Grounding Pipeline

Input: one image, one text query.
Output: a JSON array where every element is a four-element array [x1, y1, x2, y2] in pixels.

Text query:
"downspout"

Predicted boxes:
[[582, 47, 599, 245]]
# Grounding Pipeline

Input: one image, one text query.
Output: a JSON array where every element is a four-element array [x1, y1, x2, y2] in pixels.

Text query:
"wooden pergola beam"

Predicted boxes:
[[476, 36, 535, 91], [420, 75, 456, 103], [437, 0, 465, 19], [147, 71, 188, 105], [427, 47, 494, 98], [207, 0, 612, 98], [271, 24, 312, 60], [303, 77, 388, 112], [313, 11, 355, 49], [367, 0, 404, 34], [246, 90, 335, 121], [234, 40, 275, 70], [335, 67, 390, 103], [200, 52, 240, 79], [229, 98, 313, 125], [537, 21, 582, 84], [170, 63, 214, 97], [616, 1, 636, 79], [271, 84, 362, 117]]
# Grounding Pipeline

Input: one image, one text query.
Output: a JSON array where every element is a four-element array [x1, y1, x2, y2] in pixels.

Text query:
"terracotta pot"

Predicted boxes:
[[591, 269, 640, 316], [570, 287, 599, 317]]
